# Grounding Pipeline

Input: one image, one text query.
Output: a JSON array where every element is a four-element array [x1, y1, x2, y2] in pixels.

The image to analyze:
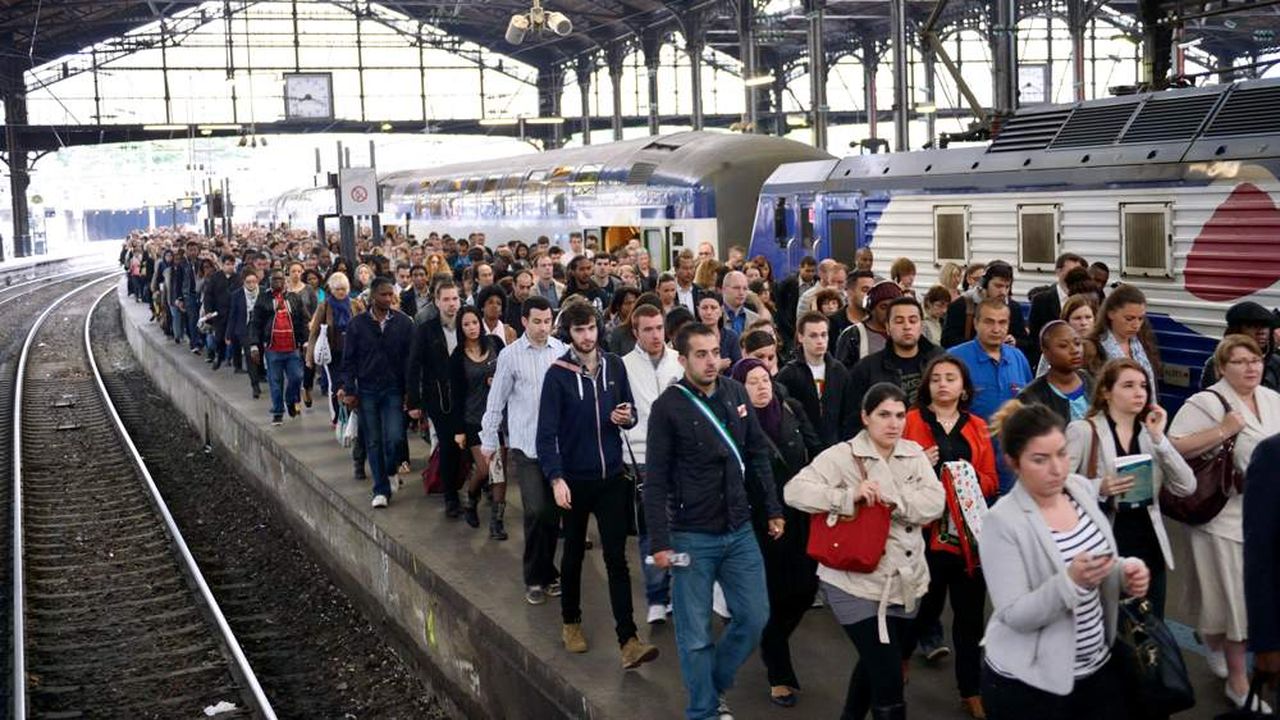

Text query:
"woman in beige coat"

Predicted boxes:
[[785, 382, 945, 720], [1169, 334, 1280, 711]]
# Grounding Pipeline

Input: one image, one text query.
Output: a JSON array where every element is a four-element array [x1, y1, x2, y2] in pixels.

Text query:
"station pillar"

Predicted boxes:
[[806, 0, 829, 151], [606, 43, 627, 141], [641, 30, 663, 136], [576, 54, 594, 145], [1, 58, 31, 259]]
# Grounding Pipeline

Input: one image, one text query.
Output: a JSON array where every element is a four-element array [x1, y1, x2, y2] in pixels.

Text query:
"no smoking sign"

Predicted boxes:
[[350, 185, 368, 203]]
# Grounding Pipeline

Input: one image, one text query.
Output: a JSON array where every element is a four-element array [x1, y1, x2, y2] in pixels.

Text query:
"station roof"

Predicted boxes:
[[1, 0, 1277, 83]]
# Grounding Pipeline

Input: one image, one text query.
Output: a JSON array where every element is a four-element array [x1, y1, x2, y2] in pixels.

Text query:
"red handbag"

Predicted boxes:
[[806, 451, 892, 573]]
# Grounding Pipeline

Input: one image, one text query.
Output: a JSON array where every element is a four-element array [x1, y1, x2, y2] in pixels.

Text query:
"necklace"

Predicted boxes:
[[933, 407, 960, 431]]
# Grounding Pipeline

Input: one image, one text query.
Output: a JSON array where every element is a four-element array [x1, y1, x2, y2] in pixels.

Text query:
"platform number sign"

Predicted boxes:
[[339, 167, 378, 216]]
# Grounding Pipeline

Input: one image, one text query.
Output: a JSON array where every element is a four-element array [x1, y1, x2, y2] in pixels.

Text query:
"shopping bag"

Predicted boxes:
[[339, 408, 359, 448], [313, 324, 332, 366]]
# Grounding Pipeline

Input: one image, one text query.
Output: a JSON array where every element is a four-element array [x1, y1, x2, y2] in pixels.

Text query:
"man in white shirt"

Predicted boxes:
[[674, 248, 699, 314], [480, 295, 567, 606], [720, 271, 758, 336], [622, 304, 683, 624], [795, 259, 847, 323]]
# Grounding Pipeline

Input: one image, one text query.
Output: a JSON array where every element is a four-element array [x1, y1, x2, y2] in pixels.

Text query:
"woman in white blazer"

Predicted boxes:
[[980, 401, 1150, 720], [1169, 334, 1280, 711], [1065, 358, 1196, 618]]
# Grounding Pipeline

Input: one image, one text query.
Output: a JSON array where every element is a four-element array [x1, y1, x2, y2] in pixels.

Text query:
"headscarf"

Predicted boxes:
[[731, 358, 781, 441]]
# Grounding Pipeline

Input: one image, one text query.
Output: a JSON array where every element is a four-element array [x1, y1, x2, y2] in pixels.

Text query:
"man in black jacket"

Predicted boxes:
[[250, 269, 309, 425], [399, 264, 431, 319], [848, 296, 942, 432], [775, 256, 817, 354], [202, 254, 239, 370], [226, 267, 263, 398], [777, 310, 858, 448], [941, 260, 1028, 354], [337, 277, 415, 508], [1026, 253, 1088, 366], [1245, 433, 1280, 689], [407, 279, 464, 517], [646, 323, 784, 720]]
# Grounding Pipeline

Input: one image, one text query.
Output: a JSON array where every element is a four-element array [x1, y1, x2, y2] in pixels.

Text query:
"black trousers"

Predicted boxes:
[[1113, 507, 1167, 617], [909, 549, 986, 698], [982, 654, 1128, 720], [841, 614, 910, 720], [510, 450, 559, 588], [559, 474, 636, 646], [757, 516, 818, 689], [434, 421, 463, 504]]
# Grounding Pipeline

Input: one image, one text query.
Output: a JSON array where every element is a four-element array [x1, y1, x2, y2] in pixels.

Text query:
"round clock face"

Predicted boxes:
[[284, 73, 333, 120]]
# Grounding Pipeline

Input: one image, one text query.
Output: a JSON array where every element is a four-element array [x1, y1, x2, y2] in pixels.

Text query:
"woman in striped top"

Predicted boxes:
[[978, 401, 1151, 720]]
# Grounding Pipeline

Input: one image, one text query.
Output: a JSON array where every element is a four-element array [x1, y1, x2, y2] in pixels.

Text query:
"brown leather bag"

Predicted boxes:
[[1159, 391, 1242, 525]]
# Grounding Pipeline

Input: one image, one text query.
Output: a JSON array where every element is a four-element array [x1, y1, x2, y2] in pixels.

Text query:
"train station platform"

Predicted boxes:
[[116, 278, 1230, 720]]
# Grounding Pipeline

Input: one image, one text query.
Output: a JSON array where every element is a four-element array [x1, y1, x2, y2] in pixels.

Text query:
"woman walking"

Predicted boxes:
[[785, 383, 945, 720], [449, 305, 508, 539]]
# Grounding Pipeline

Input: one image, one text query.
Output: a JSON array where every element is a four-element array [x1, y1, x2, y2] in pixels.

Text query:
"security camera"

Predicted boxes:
[[505, 13, 529, 45], [546, 11, 572, 36]]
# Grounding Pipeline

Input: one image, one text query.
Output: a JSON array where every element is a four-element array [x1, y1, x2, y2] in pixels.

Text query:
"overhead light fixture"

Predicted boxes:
[[743, 74, 774, 87], [200, 129, 214, 136], [479, 117, 520, 126], [525, 116, 565, 125], [197, 124, 242, 132], [143, 124, 189, 131], [915, 101, 937, 114], [505, 0, 572, 45], [380, 122, 394, 131], [786, 114, 809, 128]]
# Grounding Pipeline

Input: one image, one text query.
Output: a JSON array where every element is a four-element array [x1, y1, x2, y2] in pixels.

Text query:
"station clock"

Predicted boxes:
[[283, 72, 334, 120]]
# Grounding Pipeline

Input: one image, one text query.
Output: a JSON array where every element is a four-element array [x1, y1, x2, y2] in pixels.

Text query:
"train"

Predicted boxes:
[[263, 77, 1280, 409]]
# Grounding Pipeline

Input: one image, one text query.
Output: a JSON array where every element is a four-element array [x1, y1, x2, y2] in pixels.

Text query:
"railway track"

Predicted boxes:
[[10, 278, 276, 719]]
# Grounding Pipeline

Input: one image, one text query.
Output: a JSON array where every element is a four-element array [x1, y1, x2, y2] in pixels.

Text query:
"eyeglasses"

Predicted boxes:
[[1226, 357, 1264, 367]]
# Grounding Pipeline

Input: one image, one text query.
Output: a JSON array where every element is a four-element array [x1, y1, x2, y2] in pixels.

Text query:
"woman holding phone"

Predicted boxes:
[[980, 400, 1150, 720], [1064, 358, 1196, 617]]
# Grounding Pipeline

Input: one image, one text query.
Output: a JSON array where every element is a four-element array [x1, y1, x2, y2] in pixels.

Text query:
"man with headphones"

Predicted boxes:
[[834, 279, 902, 370], [940, 260, 1029, 353]]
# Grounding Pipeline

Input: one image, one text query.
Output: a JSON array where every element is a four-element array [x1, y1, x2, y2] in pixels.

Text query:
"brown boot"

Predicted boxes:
[[961, 695, 986, 719], [562, 623, 588, 653], [620, 636, 659, 669]]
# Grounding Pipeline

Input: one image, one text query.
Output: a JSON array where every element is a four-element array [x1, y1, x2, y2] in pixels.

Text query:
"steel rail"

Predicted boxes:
[[83, 285, 278, 720]]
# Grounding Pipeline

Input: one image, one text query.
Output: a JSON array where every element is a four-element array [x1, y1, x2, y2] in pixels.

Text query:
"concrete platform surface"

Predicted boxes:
[[117, 279, 1232, 719]]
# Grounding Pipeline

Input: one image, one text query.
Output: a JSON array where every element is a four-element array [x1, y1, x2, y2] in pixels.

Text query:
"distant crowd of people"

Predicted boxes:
[[121, 226, 1280, 720]]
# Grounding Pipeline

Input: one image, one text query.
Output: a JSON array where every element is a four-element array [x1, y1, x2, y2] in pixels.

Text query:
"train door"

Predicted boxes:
[[826, 211, 860, 266]]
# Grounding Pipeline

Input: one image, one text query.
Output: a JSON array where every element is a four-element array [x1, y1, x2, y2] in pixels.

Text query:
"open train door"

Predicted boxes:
[[826, 210, 860, 266]]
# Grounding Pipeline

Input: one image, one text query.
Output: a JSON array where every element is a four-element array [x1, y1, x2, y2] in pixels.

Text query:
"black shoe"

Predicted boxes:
[[252, 385, 262, 399], [464, 502, 480, 529], [234, 367, 247, 375], [271, 414, 284, 426], [354, 468, 368, 481], [287, 403, 300, 418], [444, 497, 462, 519], [489, 502, 508, 541], [920, 635, 952, 663], [212, 357, 223, 371], [205, 355, 214, 363]]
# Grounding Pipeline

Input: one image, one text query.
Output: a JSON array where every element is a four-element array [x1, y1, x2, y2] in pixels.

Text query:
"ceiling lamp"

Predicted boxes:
[[506, 0, 572, 44]]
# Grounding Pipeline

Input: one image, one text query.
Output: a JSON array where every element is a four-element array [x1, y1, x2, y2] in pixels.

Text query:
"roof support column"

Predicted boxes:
[[992, 0, 1018, 117], [864, 45, 879, 142], [685, 13, 707, 131], [806, 0, 829, 150], [1068, 0, 1087, 102], [641, 30, 663, 136], [606, 43, 627, 141], [537, 64, 565, 149], [769, 55, 787, 136], [739, 0, 758, 133], [923, 47, 936, 146], [576, 55, 594, 145], [2, 58, 29, 259], [890, 0, 910, 151]]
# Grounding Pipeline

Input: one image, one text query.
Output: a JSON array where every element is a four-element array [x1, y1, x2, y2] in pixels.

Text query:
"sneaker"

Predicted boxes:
[[271, 414, 284, 426], [717, 695, 734, 720], [562, 623, 588, 653], [371, 494, 388, 509], [546, 581, 562, 597], [769, 687, 797, 708], [1226, 681, 1272, 712], [921, 635, 952, 662], [619, 636, 659, 669], [192, 346, 203, 354], [647, 604, 668, 625], [287, 403, 300, 418], [1206, 648, 1229, 679], [524, 586, 547, 605]]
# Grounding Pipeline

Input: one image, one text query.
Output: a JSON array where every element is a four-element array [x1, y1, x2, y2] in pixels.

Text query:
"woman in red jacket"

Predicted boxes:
[[902, 354, 999, 719]]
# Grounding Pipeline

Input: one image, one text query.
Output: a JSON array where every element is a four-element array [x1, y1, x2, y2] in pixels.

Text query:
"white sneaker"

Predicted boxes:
[[1226, 681, 1272, 712], [647, 604, 667, 625], [371, 494, 388, 508], [717, 694, 734, 720], [1206, 648, 1228, 679], [712, 582, 731, 620]]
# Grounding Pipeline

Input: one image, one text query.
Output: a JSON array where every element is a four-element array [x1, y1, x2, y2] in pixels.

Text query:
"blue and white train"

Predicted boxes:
[[750, 78, 1280, 408]]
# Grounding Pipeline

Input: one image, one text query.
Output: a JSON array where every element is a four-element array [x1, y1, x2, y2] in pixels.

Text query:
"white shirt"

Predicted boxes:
[[443, 322, 458, 355], [808, 360, 827, 397], [622, 345, 683, 465], [677, 283, 697, 313], [479, 335, 567, 456]]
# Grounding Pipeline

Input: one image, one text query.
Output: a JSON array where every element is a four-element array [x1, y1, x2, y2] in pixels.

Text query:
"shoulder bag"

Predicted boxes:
[[805, 445, 892, 573], [1116, 597, 1196, 717], [1160, 390, 1242, 525]]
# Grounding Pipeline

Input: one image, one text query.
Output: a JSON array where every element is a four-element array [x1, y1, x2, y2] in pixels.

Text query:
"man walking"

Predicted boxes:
[[226, 267, 262, 398], [480, 295, 565, 605], [848, 296, 942, 427], [622, 304, 683, 624], [778, 311, 857, 448], [407, 279, 464, 517], [337, 277, 415, 508], [536, 301, 659, 669], [250, 269, 308, 425], [646, 323, 785, 720]]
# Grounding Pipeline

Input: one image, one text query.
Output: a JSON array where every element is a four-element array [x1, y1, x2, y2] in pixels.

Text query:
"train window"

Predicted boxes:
[[1121, 203, 1173, 278], [1017, 205, 1060, 272], [500, 174, 521, 191], [773, 198, 788, 246], [483, 175, 501, 193], [800, 205, 815, 244], [574, 164, 602, 185], [933, 206, 970, 265]]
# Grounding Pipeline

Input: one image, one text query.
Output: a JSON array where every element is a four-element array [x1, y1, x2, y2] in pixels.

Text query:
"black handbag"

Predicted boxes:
[[622, 434, 644, 538], [1215, 676, 1274, 719], [1115, 598, 1195, 717]]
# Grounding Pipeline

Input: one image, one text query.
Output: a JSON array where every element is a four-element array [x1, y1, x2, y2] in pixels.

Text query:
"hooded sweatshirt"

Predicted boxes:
[[536, 349, 636, 483]]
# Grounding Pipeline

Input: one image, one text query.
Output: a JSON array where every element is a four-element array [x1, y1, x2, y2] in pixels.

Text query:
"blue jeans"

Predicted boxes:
[[357, 384, 405, 498], [169, 301, 186, 343], [671, 524, 770, 720], [184, 292, 201, 348], [635, 465, 671, 606], [265, 350, 303, 416]]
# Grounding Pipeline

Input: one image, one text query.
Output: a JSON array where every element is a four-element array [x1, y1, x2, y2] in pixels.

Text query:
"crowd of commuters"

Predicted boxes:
[[121, 227, 1280, 720]]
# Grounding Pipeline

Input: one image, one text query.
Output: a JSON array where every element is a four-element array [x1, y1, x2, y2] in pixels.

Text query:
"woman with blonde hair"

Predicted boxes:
[[939, 262, 964, 301], [1169, 334, 1280, 710], [693, 258, 722, 291]]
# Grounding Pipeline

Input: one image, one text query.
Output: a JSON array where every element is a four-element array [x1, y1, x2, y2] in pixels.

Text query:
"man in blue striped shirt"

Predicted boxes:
[[480, 295, 566, 606]]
